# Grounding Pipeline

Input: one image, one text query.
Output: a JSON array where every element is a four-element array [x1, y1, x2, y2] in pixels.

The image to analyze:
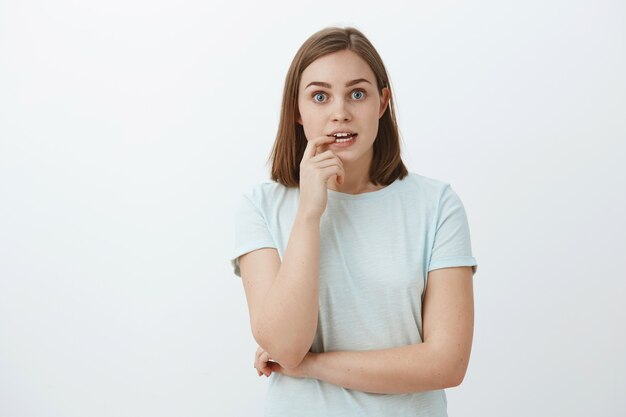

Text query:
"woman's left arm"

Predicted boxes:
[[262, 266, 474, 394]]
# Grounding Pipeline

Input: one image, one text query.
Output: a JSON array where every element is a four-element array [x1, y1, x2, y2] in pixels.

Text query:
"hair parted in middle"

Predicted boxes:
[[267, 26, 408, 187]]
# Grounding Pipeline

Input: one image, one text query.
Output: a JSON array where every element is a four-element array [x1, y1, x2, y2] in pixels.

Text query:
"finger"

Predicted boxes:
[[256, 346, 267, 359], [319, 165, 345, 184], [310, 150, 338, 162], [303, 135, 337, 160], [257, 362, 269, 377], [267, 361, 282, 375], [311, 150, 344, 170], [255, 348, 265, 370], [315, 159, 343, 172], [316, 134, 341, 157], [256, 352, 265, 367], [312, 153, 344, 181], [318, 152, 344, 168], [257, 352, 271, 375], [260, 353, 272, 375]]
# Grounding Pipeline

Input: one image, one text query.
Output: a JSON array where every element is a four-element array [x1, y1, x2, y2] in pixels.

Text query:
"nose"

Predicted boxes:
[[330, 98, 351, 122]]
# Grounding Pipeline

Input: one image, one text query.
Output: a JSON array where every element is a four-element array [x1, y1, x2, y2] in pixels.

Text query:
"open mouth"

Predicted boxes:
[[331, 133, 357, 143]]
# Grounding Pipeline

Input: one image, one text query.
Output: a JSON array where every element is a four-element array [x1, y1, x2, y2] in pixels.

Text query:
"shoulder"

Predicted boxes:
[[403, 171, 450, 188], [239, 180, 299, 212], [244, 180, 295, 199], [400, 171, 453, 200]]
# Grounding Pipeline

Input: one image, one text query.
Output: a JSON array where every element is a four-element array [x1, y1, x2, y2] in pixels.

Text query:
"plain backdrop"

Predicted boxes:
[[1, 0, 625, 416]]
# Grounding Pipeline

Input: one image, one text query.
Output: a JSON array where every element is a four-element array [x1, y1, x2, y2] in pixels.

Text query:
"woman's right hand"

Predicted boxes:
[[298, 135, 345, 219]]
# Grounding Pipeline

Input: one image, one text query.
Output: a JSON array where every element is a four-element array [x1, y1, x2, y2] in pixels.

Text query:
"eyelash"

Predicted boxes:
[[312, 89, 366, 103]]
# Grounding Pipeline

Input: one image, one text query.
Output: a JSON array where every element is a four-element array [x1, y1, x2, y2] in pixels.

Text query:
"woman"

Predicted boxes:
[[230, 26, 478, 417]]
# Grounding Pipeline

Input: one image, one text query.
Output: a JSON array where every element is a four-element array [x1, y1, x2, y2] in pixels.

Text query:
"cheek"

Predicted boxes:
[[365, 106, 381, 126], [366, 102, 381, 116], [298, 106, 323, 129], [299, 102, 316, 118], [299, 119, 316, 140]]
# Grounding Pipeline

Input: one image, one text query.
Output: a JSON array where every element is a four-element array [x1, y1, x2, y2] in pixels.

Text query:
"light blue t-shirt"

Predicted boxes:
[[230, 172, 478, 417]]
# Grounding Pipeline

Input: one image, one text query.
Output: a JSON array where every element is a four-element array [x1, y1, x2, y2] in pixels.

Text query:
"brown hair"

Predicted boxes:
[[267, 26, 408, 187]]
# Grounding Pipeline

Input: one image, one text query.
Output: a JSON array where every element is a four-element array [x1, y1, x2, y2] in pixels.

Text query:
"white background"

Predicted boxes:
[[1, 0, 625, 416]]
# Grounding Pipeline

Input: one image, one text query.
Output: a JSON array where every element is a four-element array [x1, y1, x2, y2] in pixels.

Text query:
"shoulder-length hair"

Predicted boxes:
[[267, 26, 408, 187]]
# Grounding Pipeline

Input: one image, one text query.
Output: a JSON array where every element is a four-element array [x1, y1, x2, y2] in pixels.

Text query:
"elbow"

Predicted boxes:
[[433, 341, 470, 389], [430, 346, 468, 389], [256, 343, 306, 370], [252, 325, 308, 370], [445, 361, 469, 388], [447, 369, 465, 388], [268, 346, 308, 370], [276, 351, 306, 370]]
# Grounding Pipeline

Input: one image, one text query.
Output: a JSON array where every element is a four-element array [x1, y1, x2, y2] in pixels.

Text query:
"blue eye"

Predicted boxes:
[[312, 89, 366, 103], [352, 90, 365, 100], [313, 92, 326, 102]]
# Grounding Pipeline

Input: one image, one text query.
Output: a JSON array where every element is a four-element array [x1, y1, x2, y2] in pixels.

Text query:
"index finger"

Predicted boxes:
[[303, 135, 337, 159]]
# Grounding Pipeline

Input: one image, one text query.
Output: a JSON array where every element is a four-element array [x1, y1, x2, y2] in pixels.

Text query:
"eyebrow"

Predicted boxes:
[[304, 78, 372, 90]]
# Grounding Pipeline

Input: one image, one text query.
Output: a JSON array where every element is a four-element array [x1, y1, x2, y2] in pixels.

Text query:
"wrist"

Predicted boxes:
[[296, 208, 321, 223], [303, 352, 321, 378]]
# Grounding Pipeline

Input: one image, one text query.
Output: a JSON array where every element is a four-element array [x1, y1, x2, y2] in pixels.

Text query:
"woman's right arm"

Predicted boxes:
[[240, 209, 320, 370], [239, 135, 344, 370]]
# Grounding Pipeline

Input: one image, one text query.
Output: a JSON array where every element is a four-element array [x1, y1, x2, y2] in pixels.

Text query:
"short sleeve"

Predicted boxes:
[[229, 193, 277, 278], [428, 184, 478, 276]]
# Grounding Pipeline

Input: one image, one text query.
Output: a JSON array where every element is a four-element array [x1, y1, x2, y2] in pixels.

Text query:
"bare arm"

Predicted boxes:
[[261, 266, 475, 393], [240, 209, 321, 369], [240, 135, 343, 370], [303, 342, 451, 393]]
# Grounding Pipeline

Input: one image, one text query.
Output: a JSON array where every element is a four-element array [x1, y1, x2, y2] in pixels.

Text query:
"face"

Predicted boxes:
[[296, 49, 390, 165]]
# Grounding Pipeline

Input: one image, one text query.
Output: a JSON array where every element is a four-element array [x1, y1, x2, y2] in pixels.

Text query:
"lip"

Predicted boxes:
[[330, 134, 357, 148], [327, 129, 356, 136]]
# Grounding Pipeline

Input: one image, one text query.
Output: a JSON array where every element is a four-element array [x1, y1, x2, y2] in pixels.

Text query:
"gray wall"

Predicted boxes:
[[1, 0, 624, 416]]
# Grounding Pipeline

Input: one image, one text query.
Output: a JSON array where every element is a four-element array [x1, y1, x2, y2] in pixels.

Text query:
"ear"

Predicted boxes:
[[296, 111, 302, 125], [378, 87, 390, 118]]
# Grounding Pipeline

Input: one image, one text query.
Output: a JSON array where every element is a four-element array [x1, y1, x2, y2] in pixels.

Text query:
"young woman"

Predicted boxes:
[[230, 26, 478, 417]]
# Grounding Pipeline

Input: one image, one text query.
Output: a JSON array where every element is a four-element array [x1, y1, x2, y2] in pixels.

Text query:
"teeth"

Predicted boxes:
[[332, 132, 353, 137], [335, 136, 353, 143]]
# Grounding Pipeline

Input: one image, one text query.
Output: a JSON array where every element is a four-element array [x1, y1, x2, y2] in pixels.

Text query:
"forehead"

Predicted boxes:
[[300, 50, 375, 87]]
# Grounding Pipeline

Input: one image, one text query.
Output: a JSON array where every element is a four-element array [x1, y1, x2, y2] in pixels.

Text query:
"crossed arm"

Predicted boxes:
[[256, 266, 475, 394]]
